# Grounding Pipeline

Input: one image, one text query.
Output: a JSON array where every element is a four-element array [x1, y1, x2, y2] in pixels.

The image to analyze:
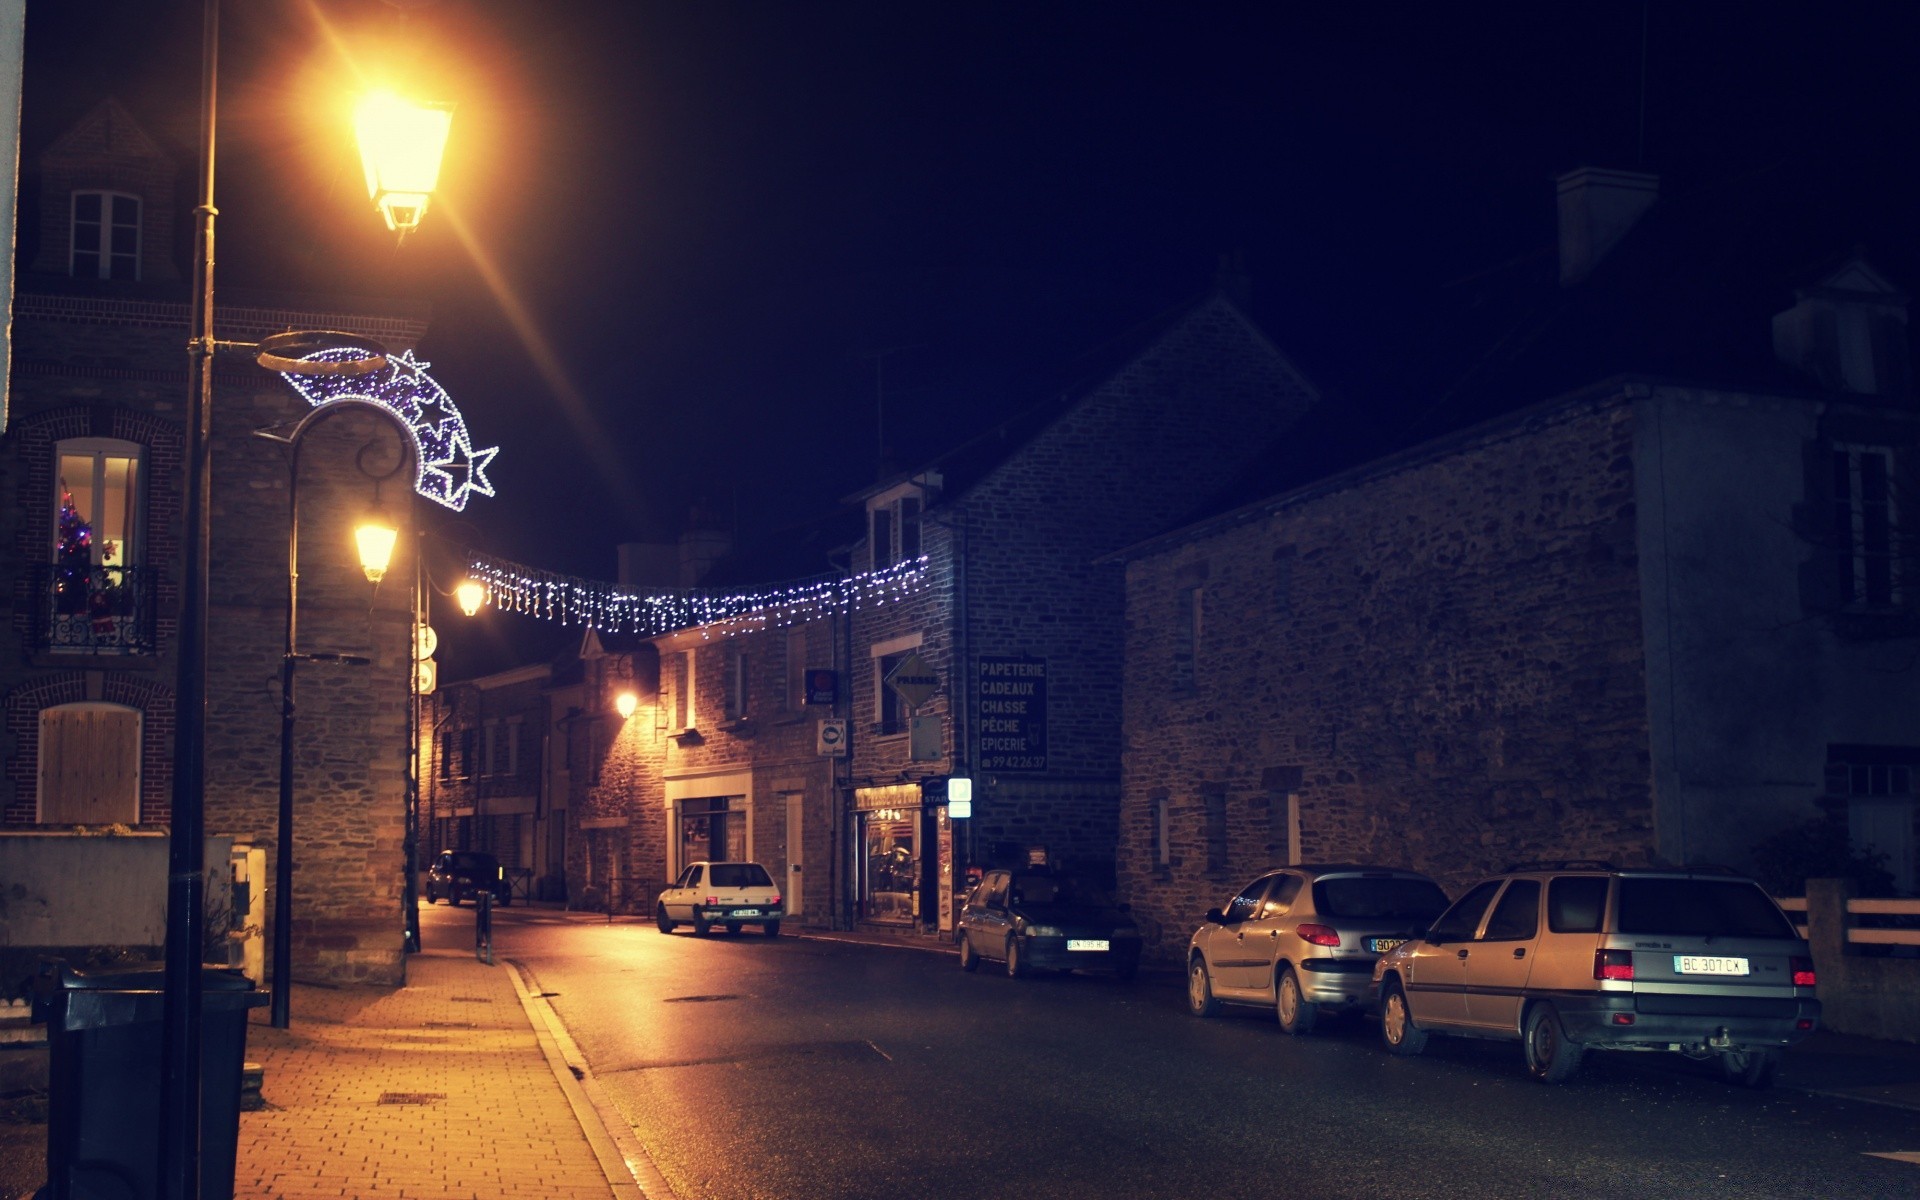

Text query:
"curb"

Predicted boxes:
[[508, 960, 679, 1200]]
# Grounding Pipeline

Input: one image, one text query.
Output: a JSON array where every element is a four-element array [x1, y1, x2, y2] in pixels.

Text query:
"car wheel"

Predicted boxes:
[[1187, 956, 1220, 1017], [449, 892, 463, 908], [1006, 937, 1028, 979], [763, 922, 781, 938], [1276, 967, 1319, 1035], [726, 922, 743, 935], [655, 905, 676, 934], [1380, 982, 1428, 1056], [1720, 1047, 1780, 1090], [958, 935, 979, 972], [692, 915, 711, 936], [1523, 1002, 1584, 1083]]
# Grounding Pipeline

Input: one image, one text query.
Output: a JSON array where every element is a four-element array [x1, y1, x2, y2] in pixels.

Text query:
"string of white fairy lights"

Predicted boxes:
[[463, 553, 929, 638]]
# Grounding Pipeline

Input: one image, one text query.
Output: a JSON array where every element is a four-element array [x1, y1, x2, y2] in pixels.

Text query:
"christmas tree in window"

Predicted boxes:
[[55, 490, 93, 614]]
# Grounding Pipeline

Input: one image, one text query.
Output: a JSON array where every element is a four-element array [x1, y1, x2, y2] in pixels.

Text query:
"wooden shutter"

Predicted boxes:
[[39, 704, 140, 824]]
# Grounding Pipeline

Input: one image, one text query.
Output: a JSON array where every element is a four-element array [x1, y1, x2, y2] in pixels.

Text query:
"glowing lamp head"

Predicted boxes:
[[455, 579, 486, 616], [615, 691, 639, 719], [355, 516, 400, 584], [354, 91, 454, 237]]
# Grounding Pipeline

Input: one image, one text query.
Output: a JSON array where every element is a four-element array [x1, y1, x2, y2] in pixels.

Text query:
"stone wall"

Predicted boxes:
[[1118, 396, 1654, 963]]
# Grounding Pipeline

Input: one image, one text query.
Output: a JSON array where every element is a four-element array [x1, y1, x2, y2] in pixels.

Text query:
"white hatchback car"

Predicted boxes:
[[656, 861, 784, 937]]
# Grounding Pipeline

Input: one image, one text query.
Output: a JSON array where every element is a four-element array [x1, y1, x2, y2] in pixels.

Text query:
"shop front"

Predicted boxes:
[[853, 784, 920, 925]]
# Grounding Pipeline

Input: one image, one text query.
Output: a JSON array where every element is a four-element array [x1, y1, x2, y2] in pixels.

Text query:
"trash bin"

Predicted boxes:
[[39, 962, 268, 1200]]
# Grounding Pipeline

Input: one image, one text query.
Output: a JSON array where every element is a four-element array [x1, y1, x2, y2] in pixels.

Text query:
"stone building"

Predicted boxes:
[[561, 290, 1321, 933], [1110, 168, 1920, 964], [0, 100, 429, 985]]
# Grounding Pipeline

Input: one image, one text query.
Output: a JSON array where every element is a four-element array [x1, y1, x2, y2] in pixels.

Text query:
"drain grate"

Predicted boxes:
[[663, 994, 739, 1004], [421, 1021, 475, 1029], [449, 996, 494, 1004], [377, 1092, 446, 1106]]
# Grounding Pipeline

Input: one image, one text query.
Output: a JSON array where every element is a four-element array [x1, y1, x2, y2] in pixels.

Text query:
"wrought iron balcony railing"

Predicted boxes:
[[33, 563, 158, 655]]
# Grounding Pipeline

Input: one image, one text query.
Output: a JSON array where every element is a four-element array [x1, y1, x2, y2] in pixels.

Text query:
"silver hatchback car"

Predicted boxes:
[[1371, 863, 1821, 1085], [1187, 865, 1450, 1033]]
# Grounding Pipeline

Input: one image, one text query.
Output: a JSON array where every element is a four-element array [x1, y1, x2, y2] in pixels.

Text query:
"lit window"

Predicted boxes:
[[71, 190, 141, 281], [48, 440, 145, 654]]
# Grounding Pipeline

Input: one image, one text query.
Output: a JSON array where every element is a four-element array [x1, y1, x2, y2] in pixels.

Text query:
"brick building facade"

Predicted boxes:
[[0, 101, 429, 985]]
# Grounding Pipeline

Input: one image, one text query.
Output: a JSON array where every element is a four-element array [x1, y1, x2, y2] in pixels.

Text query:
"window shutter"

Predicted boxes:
[[39, 705, 139, 824]]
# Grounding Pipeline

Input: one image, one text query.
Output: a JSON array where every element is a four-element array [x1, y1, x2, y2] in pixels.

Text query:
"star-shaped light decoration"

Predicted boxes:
[[278, 348, 500, 511]]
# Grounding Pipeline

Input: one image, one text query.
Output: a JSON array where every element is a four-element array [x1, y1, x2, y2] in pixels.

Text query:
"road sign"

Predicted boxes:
[[885, 651, 939, 708], [817, 719, 847, 757]]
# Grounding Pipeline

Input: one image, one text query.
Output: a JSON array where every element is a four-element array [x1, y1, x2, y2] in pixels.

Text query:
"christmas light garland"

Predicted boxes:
[[463, 554, 929, 637], [279, 348, 498, 512]]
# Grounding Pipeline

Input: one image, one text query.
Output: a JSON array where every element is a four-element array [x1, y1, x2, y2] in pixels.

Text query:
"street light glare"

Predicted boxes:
[[616, 692, 639, 719], [354, 90, 454, 236], [355, 518, 400, 584], [455, 578, 486, 616]]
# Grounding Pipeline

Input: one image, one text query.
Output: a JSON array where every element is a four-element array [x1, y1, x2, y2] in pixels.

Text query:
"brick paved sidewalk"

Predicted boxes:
[[237, 947, 630, 1200]]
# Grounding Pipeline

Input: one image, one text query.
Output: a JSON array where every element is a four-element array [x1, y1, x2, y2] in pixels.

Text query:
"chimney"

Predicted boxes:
[[1556, 167, 1659, 286]]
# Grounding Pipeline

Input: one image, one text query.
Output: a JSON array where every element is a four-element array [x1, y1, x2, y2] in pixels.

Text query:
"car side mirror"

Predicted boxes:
[[1205, 907, 1228, 926]]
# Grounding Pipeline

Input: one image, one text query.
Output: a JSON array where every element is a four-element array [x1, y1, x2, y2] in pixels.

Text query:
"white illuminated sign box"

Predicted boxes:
[[948, 776, 972, 818]]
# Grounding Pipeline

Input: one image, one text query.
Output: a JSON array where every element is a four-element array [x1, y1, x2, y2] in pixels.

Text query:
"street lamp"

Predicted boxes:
[[355, 90, 455, 239], [162, 3, 452, 1191], [455, 577, 486, 617]]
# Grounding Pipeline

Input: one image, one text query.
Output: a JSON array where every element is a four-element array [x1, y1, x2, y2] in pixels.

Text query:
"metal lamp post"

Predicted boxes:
[[160, 1, 452, 1191]]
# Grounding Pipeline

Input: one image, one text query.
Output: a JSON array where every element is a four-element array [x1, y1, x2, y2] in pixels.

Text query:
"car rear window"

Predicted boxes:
[[1312, 876, 1449, 922], [451, 853, 498, 871], [1615, 878, 1799, 939], [709, 863, 773, 888], [1010, 875, 1111, 907]]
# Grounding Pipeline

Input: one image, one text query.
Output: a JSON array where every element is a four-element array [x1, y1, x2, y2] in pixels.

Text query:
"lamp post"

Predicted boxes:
[[161, 2, 451, 1191]]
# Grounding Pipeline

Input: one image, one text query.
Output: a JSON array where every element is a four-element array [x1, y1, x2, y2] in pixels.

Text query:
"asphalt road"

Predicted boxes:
[[479, 908, 1920, 1200]]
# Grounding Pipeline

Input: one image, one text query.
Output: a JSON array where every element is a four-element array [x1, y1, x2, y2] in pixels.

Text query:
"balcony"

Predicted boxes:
[[33, 563, 158, 655]]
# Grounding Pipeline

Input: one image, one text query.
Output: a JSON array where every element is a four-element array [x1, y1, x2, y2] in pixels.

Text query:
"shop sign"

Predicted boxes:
[[817, 718, 847, 757], [977, 655, 1046, 771], [885, 652, 939, 708], [805, 668, 838, 705]]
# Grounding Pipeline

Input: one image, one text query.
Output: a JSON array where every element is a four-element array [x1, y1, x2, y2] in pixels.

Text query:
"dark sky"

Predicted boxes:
[[23, 1, 1920, 675]]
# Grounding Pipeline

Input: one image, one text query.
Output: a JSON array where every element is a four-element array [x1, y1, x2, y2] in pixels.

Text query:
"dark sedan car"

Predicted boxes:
[[956, 869, 1141, 980], [425, 850, 512, 907]]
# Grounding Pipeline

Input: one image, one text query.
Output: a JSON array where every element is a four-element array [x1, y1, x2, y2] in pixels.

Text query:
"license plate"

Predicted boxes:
[[1674, 955, 1748, 976], [731, 909, 762, 918], [1066, 939, 1109, 952], [1368, 938, 1406, 954]]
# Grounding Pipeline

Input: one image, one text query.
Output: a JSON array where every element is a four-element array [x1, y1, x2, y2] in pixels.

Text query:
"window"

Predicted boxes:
[[1222, 876, 1270, 924], [1175, 586, 1203, 684], [784, 628, 807, 710], [871, 505, 893, 570], [439, 730, 454, 781], [1258, 874, 1303, 919], [1832, 445, 1900, 607], [38, 703, 141, 824], [483, 720, 519, 776], [49, 440, 146, 654], [1429, 880, 1501, 941], [1481, 880, 1541, 941], [71, 191, 141, 280], [1548, 876, 1608, 934], [457, 728, 475, 779], [725, 644, 748, 721], [877, 651, 909, 734], [1203, 790, 1228, 873], [898, 496, 922, 561], [868, 491, 928, 571], [1828, 744, 1919, 893]]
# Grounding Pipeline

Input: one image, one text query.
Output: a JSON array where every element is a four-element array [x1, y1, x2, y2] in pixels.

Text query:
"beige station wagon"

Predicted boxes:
[[1371, 863, 1821, 1085]]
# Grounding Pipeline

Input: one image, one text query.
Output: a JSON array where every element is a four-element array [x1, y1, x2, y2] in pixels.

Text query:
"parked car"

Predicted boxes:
[[425, 850, 512, 907], [1186, 865, 1449, 1032], [956, 868, 1141, 980], [656, 861, 784, 936], [1371, 862, 1821, 1086]]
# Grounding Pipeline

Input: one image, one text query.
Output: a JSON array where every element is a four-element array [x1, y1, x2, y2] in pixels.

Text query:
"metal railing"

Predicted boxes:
[[1778, 895, 1920, 947], [32, 563, 158, 655]]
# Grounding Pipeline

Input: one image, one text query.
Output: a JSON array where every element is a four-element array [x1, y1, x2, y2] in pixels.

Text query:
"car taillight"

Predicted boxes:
[[1594, 949, 1634, 981], [770, 895, 782, 907], [706, 896, 718, 905], [1297, 924, 1340, 947], [1791, 956, 1817, 987]]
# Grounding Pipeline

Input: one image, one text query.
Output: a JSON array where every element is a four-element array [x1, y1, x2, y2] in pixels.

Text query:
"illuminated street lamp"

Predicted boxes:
[[616, 691, 640, 719], [355, 509, 400, 583], [354, 90, 454, 239], [455, 577, 486, 617]]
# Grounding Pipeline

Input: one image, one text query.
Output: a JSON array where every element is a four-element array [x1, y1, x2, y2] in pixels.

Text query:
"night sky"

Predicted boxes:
[[21, 1, 1920, 676]]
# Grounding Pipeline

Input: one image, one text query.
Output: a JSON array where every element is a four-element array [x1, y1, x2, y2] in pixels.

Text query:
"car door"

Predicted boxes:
[[1461, 878, 1542, 1032], [1205, 875, 1279, 995], [1235, 872, 1305, 997], [971, 872, 1015, 958], [666, 865, 701, 921], [1397, 879, 1501, 1028]]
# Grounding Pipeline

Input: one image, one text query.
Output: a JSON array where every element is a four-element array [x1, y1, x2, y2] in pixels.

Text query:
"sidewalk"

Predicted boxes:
[[237, 945, 642, 1200]]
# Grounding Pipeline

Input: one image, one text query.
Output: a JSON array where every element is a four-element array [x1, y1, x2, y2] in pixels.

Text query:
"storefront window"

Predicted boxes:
[[864, 809, 916, 923]]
